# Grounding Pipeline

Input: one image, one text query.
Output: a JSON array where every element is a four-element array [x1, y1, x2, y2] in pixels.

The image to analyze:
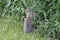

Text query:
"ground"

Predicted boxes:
[[0, 19, 44, 40]]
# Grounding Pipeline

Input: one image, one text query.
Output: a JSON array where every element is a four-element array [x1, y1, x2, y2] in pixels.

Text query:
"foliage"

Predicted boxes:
[[0, 19, 42, 40], [0, 0, 60, 40]]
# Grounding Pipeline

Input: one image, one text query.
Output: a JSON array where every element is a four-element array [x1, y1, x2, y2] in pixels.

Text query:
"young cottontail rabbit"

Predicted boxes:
[[24, 8, 35, 33]]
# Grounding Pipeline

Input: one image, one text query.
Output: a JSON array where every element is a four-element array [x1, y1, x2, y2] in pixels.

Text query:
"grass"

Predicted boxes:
[[0, 18, 45, 40]]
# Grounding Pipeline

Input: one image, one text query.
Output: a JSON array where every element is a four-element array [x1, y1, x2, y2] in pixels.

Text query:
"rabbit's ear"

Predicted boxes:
[[25, 8, 29, 12], [32, 12, 35, 18]]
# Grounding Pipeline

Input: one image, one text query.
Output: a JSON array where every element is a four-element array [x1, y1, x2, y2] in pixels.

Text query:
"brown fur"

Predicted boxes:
[[24, 8, 35, 33]]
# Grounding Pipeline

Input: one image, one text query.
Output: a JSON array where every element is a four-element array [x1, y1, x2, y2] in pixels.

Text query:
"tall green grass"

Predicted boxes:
[[0, 0, 60, 40], [0, 19, 45, 40]]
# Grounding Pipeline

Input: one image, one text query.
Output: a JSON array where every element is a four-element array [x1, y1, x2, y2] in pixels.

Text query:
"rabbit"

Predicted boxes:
[[24, 8, 35, 33]]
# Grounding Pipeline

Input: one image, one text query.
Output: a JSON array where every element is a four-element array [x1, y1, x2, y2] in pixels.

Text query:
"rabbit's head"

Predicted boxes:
[[25, 8, 35, 18]]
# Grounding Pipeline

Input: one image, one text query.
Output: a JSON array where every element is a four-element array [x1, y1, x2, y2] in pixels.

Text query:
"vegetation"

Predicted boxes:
[[0, 0, 60, 40], [0, 19, 42, 40]]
